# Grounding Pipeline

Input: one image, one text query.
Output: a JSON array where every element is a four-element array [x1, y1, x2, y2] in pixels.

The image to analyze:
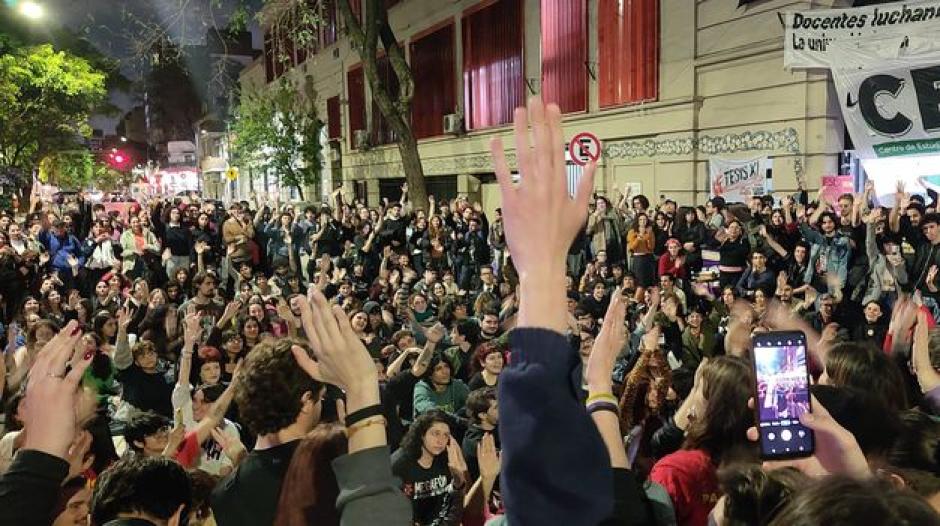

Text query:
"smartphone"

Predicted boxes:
[[751, 330, 815, 459]]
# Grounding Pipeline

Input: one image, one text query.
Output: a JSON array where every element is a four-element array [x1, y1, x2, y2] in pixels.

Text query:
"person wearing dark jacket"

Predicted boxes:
[[461, 387, 499, 481]]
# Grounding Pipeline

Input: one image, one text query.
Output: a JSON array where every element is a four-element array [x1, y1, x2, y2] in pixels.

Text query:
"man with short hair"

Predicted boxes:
[[90, 456, 193, 526], [912, 213, 940, 297], [462, 387, 499, 481], [479, 311, 502, 342]]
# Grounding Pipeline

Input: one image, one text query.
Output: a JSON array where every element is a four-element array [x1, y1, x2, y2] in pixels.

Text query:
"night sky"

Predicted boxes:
[[7, 0, 263, 132]]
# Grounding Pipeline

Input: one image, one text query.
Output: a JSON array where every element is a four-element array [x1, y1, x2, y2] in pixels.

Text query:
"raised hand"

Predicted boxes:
[[21, 320, 94, 459], [183, 306, 202, 343], [446, 437, 469, 487], [913, 310, 940, 393], [292, 291, 379, 403], [477, 432, 501, 480], [211, 427, 247, 465], [489, 97, 595, 332], [426, 323, 446, 345], [116, 306, 133, 333], [65, 430, 94, 480], [585, 290, 626, 392]]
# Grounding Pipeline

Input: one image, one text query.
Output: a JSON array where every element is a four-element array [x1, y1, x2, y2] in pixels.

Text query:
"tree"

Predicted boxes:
[[337, 0, 428, 210], [0, 44, 108, 205], [230, 76, 324, 200]]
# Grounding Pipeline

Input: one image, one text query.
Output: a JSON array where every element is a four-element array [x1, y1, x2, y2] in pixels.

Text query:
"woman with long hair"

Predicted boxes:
[[650, 356, 755, 526], [675, 207, 707, 273], [392, 410, 469, 526], [628, 213, 657, 300], [272, 423, 347, 526]]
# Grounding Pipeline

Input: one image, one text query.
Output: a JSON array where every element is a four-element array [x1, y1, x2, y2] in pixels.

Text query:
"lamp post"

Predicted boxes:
[[17, 1, 45, 20]]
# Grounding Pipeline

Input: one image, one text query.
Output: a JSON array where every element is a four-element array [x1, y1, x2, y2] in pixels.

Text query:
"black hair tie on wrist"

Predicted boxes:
[[345, 404, 384, 427]]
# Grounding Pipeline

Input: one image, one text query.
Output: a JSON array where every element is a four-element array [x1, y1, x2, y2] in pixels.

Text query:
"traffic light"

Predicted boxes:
[[106, 148, 130, 171]]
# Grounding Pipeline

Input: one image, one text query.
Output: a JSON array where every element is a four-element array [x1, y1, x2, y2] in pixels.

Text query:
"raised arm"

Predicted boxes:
[[113, 307, 134, 370], [489, 98, 612, 526], [758, 225, 788, 258], [411, 323, 443, 377], [889, 181, 908, 234]]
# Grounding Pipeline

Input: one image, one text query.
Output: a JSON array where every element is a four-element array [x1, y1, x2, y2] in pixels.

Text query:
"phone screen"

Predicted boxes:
[[752, 331, 814, 459]]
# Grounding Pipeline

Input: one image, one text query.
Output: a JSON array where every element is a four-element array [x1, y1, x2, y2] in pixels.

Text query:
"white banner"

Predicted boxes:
[[829, 43, 940, 158], [783, 0, 940, 68], [708, 157, 772, 202]]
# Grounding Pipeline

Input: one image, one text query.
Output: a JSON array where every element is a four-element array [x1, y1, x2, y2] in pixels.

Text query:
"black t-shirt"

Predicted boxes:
[[386, 370, 421, 424], [391, 450, 453, 526], [116, 365, 174, 417], [210, 440, 300, 526]]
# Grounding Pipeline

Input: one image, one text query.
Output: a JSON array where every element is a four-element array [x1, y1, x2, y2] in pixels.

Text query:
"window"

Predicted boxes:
[[410, 23, 456, 139], [598, 0, 659, 107], [327, 96, 341, 140], [462, 0, 524, 130], [540, 0, 587, 114], [322, 0, 338, 47], [372, 56, 400, 145], [347, 66, 366, 149]]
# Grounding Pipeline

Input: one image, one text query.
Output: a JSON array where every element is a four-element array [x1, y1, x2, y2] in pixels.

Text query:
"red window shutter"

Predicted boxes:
[[372, 57, 400, 145], [351, 0, 362, 21], [322, 0, 338, 47], [462, 0, 525, 130], [598, 0, 659, 107], [327, 96, 342, 140], [410, 23, 455, 139], [263, 30, 275, 83], [347, 66, 366, 149], [540, 0, 587, 114]]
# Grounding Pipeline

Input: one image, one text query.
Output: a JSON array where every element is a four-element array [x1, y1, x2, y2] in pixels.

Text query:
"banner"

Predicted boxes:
[[820, 175, 856, 204], [829, 43, 940, 158], [708, 157, 772, 202], [783, 0, 940, 68]]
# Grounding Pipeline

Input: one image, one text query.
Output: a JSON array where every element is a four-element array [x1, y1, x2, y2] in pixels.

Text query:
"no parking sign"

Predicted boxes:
[[568, 132, 602, 166]]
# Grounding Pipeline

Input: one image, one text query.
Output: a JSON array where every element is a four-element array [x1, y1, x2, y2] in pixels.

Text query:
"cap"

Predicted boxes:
[[363, 301, 381, 314]]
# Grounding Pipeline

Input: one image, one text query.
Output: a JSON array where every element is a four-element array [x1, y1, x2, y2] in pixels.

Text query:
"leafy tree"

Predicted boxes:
[[230, 76, 324, 200], [0, 43, 108, 205]]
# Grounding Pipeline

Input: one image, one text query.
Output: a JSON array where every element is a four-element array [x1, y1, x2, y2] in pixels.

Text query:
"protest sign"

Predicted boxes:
[[783, 0, 940, 68], [708, 157, 772, 202], [820, 175, 855, 204]]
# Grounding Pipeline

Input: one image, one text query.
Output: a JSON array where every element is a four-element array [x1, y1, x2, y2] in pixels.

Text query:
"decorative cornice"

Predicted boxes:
[[343, 128, 802, 176], [604, 128, 802, 159]]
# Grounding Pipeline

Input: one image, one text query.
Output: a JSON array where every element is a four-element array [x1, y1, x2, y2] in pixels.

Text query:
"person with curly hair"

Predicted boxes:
[[210, 337, 323, 526]]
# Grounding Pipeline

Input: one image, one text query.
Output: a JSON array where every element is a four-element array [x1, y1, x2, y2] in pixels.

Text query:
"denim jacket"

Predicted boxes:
[[798, 223, 852, 288]]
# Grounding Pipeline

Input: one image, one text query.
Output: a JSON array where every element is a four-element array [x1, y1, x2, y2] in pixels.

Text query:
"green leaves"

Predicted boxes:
[[0, 43, 107, 177], [230, 77, 324, 199]]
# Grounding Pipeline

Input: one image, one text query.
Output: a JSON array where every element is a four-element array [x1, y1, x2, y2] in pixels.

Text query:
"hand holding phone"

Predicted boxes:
[[752, 330, 814, 460]]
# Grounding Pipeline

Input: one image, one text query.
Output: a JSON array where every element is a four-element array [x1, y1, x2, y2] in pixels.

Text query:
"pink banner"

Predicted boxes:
[[820, 175, 855, 204]]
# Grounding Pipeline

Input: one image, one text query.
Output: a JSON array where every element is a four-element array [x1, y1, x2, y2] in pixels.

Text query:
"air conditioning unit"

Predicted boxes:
[[443, 113, 464, 135], [353, 130, 371, 150]]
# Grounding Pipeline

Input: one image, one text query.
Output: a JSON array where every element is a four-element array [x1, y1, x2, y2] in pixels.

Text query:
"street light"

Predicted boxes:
[[17, 1, 45, 20]]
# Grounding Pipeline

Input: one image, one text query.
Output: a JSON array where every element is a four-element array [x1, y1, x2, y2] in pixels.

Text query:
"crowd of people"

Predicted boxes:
[[0, 98, 939, 526]]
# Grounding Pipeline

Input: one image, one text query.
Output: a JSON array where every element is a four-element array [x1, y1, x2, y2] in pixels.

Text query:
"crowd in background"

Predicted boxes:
[[0, 98, 939, 526]]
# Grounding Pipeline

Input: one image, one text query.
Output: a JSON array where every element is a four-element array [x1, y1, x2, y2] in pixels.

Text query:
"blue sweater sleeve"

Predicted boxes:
[[498, 328, 613, 526]]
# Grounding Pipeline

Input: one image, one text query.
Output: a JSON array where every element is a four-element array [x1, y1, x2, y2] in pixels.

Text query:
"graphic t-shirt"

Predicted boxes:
[[392, 451, 453, 525]]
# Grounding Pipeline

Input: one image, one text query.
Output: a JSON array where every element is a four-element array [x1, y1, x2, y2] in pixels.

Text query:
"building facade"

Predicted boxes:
[[239, 0, 848, 213]]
